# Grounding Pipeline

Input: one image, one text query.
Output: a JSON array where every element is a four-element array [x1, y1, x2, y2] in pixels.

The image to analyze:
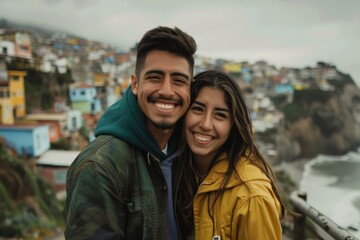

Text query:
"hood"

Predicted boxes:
[[95, 86, 181, 161]]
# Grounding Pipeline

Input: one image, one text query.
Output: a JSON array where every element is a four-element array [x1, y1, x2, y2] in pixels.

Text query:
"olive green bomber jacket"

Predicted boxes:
[[64, 135, 183, 239]]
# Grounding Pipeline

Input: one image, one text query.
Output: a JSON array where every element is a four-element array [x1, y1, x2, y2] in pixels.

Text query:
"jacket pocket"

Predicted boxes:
[[126, 192, 144, 238]]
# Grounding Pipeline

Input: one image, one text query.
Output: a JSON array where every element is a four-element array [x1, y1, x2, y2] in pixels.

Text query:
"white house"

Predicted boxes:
[[0, 40, 15, 56]]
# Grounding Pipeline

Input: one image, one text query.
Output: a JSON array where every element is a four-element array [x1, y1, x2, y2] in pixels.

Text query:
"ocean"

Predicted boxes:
[[299, 148, 360, 238]]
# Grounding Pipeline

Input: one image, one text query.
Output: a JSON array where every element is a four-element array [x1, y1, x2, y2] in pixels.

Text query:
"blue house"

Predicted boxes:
[[241, 66, 253, 83], [274, 83, 294, 95], [0, 125, 50, 157], [69, 82, 102, 114]]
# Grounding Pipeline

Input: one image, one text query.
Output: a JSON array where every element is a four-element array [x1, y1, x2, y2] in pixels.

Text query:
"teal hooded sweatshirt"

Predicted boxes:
[[95, 86, 180, 160], [95, 86, 181, 240]]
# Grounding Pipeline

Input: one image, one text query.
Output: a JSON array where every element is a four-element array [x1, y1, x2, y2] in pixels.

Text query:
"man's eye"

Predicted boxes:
[[174, 79, 187, 85], [149, 76, 160, 80]]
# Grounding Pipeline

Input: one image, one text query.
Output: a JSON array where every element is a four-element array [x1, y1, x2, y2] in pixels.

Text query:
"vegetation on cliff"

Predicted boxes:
[[0, 142, 64, 239], [23, 69, 74, 113]]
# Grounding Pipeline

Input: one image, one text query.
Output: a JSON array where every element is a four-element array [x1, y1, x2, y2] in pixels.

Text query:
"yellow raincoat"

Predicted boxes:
[[193, 154, 282, 240]]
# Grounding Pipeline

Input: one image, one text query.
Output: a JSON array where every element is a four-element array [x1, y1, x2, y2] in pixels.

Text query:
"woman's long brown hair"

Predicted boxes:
[[175, 70, 286, 237]]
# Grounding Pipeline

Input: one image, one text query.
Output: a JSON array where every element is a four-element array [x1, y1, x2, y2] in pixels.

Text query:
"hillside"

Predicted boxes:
[[273, 73, 360, 160], [0, 138, 64, 238]]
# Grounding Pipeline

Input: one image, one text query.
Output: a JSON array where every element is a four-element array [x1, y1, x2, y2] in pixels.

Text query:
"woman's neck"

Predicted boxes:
[[193, 154, 213, 176]]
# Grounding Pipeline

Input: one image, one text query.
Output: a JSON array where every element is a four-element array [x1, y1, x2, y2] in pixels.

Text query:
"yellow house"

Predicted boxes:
[[0, 86, 14, 124], [8, 70, 26, 118], [223, 63, 242, 73], [93, 72, 110, 87]]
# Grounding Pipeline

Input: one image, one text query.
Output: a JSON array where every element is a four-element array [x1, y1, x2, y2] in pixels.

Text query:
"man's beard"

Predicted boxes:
[[151, 120, 176, 130]]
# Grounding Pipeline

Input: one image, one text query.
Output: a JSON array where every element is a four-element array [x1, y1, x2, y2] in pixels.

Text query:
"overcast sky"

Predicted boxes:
[[1, 0, 359, 86]]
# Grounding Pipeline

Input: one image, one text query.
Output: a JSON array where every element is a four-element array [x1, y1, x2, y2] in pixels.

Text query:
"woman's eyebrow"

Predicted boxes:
[[193, 100, 229, 112]]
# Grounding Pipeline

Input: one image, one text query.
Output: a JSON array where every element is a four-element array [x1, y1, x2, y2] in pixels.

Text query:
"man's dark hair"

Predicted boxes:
[[135, 26, 197, 78]]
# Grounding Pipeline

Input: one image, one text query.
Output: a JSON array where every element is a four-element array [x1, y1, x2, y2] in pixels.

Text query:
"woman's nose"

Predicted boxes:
[[199, 115, 213, 130]]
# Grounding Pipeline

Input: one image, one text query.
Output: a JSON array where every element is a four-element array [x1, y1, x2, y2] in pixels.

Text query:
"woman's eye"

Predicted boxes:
[[215, 112, 228, 119], [191, 106, 203, 112]]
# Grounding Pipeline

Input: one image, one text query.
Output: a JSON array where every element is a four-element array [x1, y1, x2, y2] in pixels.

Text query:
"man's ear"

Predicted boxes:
[[131, 75, 138, 95]]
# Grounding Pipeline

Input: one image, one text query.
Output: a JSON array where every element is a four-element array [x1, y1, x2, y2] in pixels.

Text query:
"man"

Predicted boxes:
[[64, 26, 197, 239]]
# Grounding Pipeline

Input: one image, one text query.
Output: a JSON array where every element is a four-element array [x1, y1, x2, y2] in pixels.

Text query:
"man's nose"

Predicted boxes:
[[158, 78, 174, 96]]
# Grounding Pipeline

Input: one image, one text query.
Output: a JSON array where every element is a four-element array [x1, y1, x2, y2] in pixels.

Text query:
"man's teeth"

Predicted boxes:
[[195, 134, 211, 142], [155, 103, 175, 109]]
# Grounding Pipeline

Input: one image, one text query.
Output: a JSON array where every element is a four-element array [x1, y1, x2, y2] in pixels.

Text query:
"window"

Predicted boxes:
[[55, 102, 62, 112], [80, 90, 86, 95], [19, 45, 29, 51], [12, 76, 19, 81], [0, 90, 9, 98], [71, 117, 77, 129], [36, 134, 41, 150], [5, 105, 10, 118], [50, 128, 56, 137]]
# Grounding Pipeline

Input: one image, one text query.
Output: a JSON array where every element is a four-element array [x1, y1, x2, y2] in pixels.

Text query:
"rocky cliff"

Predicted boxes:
[[275, 74, 360, 160]]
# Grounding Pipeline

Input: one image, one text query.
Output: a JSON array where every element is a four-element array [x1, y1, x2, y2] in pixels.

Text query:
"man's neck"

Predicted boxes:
[[149, 126, 173, 150]]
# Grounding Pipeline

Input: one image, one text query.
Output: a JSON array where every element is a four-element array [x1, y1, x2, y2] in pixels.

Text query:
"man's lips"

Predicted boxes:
[[149, 96, 182, 107], [155, 102, 175, 110]]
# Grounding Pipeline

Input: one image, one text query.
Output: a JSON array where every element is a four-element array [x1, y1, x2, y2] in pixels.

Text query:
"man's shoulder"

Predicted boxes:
[[72, 135, 140, 168]]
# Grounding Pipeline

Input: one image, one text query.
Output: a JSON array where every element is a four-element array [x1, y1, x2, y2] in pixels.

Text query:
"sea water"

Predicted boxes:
[[299, 148, 360, 238]]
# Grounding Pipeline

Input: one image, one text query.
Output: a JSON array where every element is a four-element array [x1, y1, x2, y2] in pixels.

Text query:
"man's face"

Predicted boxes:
[[132, 50, 191, 134]]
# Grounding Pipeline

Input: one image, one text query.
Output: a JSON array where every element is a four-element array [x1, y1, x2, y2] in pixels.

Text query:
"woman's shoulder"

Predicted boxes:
[[235, 158, 275, 196]]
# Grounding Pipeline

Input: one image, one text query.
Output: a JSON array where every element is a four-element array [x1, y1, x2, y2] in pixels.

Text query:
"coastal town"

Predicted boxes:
[[0, 20, 359, 239]]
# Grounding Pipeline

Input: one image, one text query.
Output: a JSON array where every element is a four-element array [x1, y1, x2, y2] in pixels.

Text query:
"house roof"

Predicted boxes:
[[36, 149, 80, 167], [0, 124, 47, 130], [26, 113, 68, 121], [71, 82, 94, 89]]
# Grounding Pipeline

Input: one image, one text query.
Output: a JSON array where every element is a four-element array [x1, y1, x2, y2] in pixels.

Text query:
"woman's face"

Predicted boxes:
[[185, 86, 233, 161]]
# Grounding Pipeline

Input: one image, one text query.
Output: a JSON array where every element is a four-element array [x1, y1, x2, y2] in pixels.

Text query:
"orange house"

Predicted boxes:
[[25, 112, 68, 138], [47, 123, 60, 143]]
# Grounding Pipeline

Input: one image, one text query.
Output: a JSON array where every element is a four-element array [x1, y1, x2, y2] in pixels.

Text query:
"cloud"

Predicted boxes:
[[0, 0, 359, 85]]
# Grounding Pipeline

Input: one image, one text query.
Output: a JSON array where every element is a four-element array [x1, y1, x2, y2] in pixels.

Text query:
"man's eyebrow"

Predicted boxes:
[[144, 70, 164, 76], [171, 72, 190, 81], [144, 70, 190, 81]]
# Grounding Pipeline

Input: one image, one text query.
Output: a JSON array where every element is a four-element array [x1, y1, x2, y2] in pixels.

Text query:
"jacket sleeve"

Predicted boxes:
[[233, 195, 282, 240], [64, 157, 127, 240]]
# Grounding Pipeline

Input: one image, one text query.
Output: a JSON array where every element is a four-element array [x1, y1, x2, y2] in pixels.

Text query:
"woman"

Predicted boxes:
[[176, 70, 285, 240]]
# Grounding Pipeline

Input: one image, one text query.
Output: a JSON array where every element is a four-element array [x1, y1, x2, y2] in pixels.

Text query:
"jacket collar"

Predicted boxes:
[[197, 153, 271, 194]]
